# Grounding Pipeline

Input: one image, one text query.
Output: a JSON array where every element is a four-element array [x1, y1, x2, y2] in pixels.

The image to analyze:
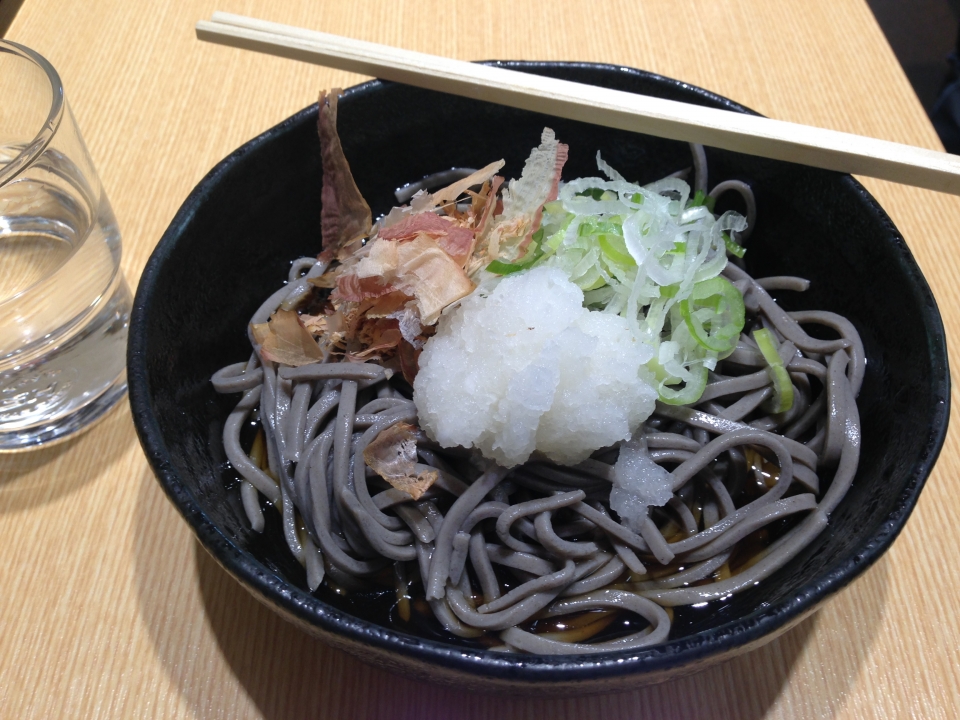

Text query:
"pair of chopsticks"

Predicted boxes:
[[196, 11, 960, 196]]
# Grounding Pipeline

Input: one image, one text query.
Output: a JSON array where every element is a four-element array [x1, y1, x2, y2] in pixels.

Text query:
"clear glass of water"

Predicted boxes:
[[0, 40, 131, 449]]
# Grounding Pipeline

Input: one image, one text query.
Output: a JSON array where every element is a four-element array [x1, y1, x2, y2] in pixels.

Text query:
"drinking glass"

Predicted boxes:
[[0, 40, 131, 449]]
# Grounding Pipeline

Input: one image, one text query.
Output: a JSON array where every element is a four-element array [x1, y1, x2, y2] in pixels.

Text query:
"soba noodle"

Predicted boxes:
[[212, 145, 862, 653]]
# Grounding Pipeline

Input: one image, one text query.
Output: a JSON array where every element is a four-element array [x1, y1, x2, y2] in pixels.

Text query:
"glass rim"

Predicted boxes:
[[0, 40, 64, 189]]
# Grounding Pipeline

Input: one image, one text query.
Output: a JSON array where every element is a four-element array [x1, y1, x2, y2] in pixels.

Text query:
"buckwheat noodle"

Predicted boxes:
[[212, 145, 862, 654]]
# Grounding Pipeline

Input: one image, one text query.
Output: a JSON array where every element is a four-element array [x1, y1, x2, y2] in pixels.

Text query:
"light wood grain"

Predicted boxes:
[[196, 11, 960, 195], [2, 1, 959, 718]]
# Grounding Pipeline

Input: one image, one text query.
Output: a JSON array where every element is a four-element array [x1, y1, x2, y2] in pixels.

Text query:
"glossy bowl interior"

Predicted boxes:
[[128, 62, 950, 693]]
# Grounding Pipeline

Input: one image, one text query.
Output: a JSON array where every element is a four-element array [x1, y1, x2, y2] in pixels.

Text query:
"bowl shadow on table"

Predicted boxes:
[[0, 401, 133, 513], [185, 535, 887, 718]]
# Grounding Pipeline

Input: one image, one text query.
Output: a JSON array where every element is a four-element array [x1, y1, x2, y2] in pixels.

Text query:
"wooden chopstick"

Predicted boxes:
[[196, 11, 960, 196]]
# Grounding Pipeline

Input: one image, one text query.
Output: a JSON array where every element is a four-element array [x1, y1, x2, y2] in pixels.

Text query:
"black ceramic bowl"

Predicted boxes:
[[128, 62, 949, 693]]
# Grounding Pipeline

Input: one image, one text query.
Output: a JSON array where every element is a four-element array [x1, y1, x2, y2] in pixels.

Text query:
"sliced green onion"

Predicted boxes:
[[576, 188, 606, 200], [722, 232, 746, 258], [752, 328, 794, 413], [486, 229, 545, 275], [753, 328, 780, 366], [656, 364, 709, 406], [679, 277, 745, 354], [579, 270, 607, 291], [480, 169, 750, 411], [486, 259, 526, 275], [595, 220, 622, 236], [597, 234, 634, 267], [544, 213, 574, 251]]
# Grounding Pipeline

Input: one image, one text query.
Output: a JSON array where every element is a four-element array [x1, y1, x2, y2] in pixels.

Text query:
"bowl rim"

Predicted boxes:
[[128, 60, 951, 684]]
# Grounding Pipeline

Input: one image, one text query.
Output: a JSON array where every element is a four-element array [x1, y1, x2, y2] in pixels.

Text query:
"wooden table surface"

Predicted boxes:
[[2, 1, 959, 717]]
